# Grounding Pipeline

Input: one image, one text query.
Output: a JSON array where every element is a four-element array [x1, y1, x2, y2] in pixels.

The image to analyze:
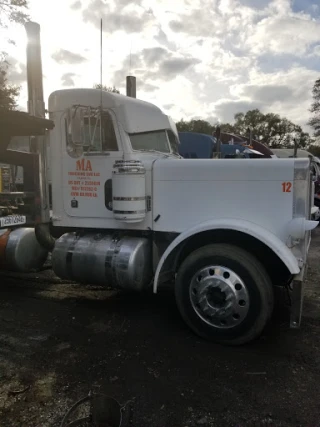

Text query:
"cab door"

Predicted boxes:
[[62, 107, 123, 219]]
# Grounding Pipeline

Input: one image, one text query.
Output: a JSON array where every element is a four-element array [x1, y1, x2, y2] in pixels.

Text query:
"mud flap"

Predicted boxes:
[[0, 229, 11, 269]]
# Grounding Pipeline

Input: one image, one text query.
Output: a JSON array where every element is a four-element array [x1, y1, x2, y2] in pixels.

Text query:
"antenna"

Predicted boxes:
[[129, 39, 132, 74], [100, 18, 103, 107], [100, 18, 102, 145]]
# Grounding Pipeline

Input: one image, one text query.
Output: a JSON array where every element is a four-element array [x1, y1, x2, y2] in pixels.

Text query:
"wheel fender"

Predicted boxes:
[[153, 218, 301, 293]]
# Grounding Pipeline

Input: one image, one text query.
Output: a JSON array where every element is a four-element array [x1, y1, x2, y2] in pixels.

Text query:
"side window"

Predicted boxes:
[[83, 110, 118, 152]]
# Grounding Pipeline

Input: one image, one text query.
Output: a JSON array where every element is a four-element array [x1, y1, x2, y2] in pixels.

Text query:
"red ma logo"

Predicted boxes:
[[76, 159, 92, 171]]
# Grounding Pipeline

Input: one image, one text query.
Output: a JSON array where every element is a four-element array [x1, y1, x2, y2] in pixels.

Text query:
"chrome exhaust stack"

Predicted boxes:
[[126, 75, 136, 98]]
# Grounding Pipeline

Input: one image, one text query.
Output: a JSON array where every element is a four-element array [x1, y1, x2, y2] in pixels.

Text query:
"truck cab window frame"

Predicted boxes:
[[65, 108, 119, 156], [83, 109, 118, 153]]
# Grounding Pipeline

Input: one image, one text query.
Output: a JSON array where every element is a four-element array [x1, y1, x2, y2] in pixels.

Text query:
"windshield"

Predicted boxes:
[[130, 130, 178, 155]]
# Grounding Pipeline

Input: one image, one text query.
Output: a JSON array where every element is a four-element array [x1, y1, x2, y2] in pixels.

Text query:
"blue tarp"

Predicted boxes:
[[178, 132, 215, 158], [178, 132, 250, 159]]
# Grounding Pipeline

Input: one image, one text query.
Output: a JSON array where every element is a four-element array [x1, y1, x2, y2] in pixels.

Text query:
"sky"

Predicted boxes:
[[1, 0, 320, 132]]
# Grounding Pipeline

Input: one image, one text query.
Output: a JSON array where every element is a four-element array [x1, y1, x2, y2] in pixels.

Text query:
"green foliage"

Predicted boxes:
[[93, 83, 120, 94], [0, 0, 29, 110], [0, 54, 20, 110], [308, 78, 320, 137], [0, 0, 29, 29], [308, 144, 320, 157], [176, 119, 213, 134]]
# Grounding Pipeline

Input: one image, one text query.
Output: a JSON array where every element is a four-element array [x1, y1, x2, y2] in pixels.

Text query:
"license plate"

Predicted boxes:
[[0, 215, 26, 228]]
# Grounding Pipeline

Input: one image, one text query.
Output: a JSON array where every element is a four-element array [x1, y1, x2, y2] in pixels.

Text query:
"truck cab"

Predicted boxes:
[[1, 87, 317, 346], [48, 89, 180, 231], [34, 88, 315, 345]]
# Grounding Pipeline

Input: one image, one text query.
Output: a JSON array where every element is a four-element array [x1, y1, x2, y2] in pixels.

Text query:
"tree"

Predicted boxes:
[[229, 110, 304, 147], [0, 55, 19, 109], [93, 84, 120, 94], [176, 119, 213, 134], [0, 0, 29, 28], [0, 0, 30, 110], [175, 109, 312, 148], [308, 78, 320, 137], [308, 144, 320, 157]]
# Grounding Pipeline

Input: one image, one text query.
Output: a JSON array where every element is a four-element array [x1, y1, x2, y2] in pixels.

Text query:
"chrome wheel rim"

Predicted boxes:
[[189, 265, 250, 329]]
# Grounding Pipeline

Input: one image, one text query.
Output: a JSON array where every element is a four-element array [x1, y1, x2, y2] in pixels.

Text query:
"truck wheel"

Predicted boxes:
[[175, 244, 274, 345]]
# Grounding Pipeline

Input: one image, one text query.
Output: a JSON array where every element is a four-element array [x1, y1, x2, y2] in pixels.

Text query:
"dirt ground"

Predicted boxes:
[[1, 231, 320, 427]]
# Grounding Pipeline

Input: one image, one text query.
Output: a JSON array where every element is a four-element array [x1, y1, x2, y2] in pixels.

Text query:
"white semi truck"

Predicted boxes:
[[0, 22, 317, 345]]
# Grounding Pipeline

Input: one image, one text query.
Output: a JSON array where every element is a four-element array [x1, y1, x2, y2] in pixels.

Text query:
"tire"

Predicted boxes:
[[175, 243, 274, 345]]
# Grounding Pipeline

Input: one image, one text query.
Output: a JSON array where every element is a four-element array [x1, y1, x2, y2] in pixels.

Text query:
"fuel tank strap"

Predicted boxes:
[[66, 234, 78, 278]]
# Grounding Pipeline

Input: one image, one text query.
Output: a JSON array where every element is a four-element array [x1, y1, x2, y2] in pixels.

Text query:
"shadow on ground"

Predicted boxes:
[[1, 233, 320, 426]]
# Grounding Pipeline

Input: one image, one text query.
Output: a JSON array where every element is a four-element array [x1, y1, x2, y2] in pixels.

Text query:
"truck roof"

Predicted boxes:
[[48, 88, 177, 136]]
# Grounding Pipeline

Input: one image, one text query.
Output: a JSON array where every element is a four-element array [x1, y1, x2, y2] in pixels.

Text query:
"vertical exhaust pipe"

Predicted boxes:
[[25, 22, 54, 250], [126, 76, 136, 98], [25, 22, 45, 118]]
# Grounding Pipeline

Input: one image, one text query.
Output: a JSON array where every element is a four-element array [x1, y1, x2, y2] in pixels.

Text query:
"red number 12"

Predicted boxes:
[[282, 182, 292, 193]]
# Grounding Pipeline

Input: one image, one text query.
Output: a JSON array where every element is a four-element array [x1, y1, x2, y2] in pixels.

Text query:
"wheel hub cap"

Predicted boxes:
[[190, 265, 249, 328]]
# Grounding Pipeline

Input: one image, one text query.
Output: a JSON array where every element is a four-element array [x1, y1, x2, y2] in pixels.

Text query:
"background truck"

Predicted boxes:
[[178, 131, 264, 158], [0, 22, 317, 346]]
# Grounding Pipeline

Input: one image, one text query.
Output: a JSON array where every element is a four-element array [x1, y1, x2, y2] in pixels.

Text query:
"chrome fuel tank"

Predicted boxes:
[[52, 232, 153, 291]]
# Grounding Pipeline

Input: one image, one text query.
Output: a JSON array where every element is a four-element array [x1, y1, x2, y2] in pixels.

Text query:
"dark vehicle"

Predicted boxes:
[[178, 132, 263, 159]]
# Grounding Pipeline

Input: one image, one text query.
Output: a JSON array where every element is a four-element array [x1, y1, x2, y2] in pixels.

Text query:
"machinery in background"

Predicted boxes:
[[178, 132, 265, 159], [0, 167, 10, 192]]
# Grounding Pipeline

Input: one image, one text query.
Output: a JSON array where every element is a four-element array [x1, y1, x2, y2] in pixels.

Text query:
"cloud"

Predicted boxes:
[[70, 1, 82, 10], [82, 0, 153, 33], [139, 82, 158, 92], [238, 0, 270, 9], [214, 100, 264, 123], [154, 26, 176, 50], [51, 49, 87, 64], [159, 58, 200, 75], [163, 103, 175, 110], [142, 47, 167, 66], [112, 46, 200, 93], [168, 10, 215, 37], [210, 66, 319, 127], [241, 84, 293, 103], [3, 0, 320, 134], [61, 73, 77, 87], [246, 15, 320, 55], [5, 56, 26, 85], [311, 45, 320, 56]]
